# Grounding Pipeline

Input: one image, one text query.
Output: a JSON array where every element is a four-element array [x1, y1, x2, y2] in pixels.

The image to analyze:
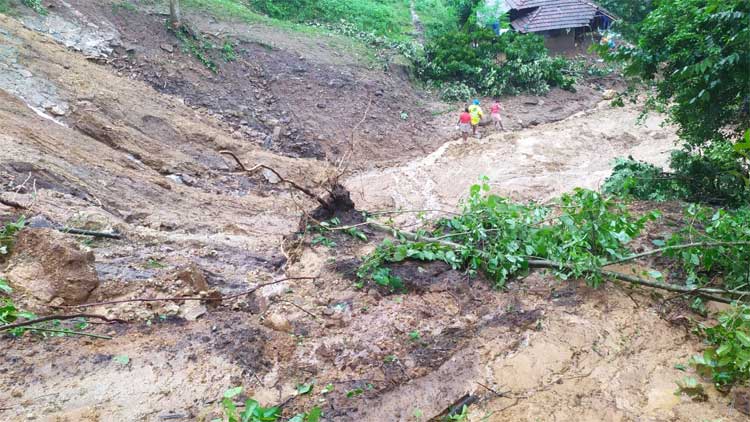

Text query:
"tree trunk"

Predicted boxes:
[[169, 0, 181, 29]]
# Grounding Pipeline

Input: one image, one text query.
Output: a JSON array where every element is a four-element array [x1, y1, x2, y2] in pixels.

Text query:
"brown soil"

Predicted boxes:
[[0, 2, 745, 422]]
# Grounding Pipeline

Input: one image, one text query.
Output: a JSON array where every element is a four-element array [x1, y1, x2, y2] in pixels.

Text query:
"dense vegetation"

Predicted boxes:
[[601, 0, 750, 206], [244, 0, 412, 37]]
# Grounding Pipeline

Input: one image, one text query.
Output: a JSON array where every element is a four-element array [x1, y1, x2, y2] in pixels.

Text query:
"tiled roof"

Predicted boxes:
[[503, 0, 615, 33]]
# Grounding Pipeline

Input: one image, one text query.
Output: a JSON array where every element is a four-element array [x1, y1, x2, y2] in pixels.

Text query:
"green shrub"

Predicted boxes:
[[665, 204, 750, 291], [0, 217, 25, 258], [359, 182, 657, 288], [246, 0, 410, 37], [602, 157, 687, 201], [439, 81, 476, 101], [418, 30, 578, 97], [691, 303, 750, 386], [669, 143, 750, 206]]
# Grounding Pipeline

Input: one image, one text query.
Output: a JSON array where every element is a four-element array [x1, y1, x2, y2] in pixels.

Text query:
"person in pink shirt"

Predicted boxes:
[[490, 99, 505, 131], [457, 106, 472, 142]]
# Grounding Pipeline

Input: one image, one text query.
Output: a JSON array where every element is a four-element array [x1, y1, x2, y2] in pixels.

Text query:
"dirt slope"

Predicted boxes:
[[0, 3, 746, 422]]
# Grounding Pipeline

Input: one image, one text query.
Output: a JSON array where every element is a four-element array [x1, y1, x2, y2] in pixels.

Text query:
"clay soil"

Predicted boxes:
[[0, 2, 747, 422]]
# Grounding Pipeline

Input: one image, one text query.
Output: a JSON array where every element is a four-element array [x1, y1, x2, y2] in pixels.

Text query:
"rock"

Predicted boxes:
[[5, 228, 99, 305], [602, 89, 617, 100], [261, 168, 281, 184], [166, 174, 184, 184], [173, 263, 209, 293], [316, 103, 326, 109], [262, 313, 293, 333], [160, 44, 174, 53], [179, 300, 207, 321], [48, 105, 67, 116]]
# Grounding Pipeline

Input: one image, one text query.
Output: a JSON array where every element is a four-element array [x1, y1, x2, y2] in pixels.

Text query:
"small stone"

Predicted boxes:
[[262, 313, 292, 333], [316, 103, 326, 109], [261, 168, 281, 184], [602, 89, 617, 100], [160, 44, 174, 53]]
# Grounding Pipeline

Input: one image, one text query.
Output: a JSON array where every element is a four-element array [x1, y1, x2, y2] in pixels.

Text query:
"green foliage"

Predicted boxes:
[[445, 405, 469, 421], [21, 0, 43, 13], [112, 1, 137, 12], [690, 304, 750, 386], [602, 157, 687, 201], [0, 216, 25, 258], [170, 24, 218, 73], [247, 0, 412, 37], [221, 387, 281, 422], [359, 182, 656, 289], [222, 40, 237, 62], [669, 144, 750, 206], [597, 0, 655, 40], [599, 0, 750, 204], [418, 30, 578, 97], [664, 205, 750, 291], [371, 267, 404, 292], [289, 407, 321, 422]]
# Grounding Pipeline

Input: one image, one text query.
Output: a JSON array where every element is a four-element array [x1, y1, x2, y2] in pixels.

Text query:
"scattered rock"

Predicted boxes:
[[173, 263, 209, 293], [165, 174, 184, 184], [5, 228, 99, 305], [261, 168, 281, 184], [262, 313, 293, 333], [602, 89, 617, 100], [179, 300, 207, 321]]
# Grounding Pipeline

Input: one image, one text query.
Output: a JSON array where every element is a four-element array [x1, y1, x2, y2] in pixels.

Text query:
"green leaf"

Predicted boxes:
[[223, 387, 243, 399], [736, 331, 750, 348], [297, 383, 313, 395], [113, 355, 130, 365], [307, 407, 322, 422]]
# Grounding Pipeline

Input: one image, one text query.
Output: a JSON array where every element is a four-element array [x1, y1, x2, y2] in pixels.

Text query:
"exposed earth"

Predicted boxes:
[[0, 2, 746, 422]]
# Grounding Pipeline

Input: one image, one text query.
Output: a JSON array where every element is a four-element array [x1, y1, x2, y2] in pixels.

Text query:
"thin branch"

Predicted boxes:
[[219, 151, 330, 208], [23, 327, 112, 339], [55, 277, 317, 309], [0, 314, 125, 331], [58, 227, 122, 239], [336, 95, 373, 176], [604, 241, 750, 267], [364, 221, 744, 304]]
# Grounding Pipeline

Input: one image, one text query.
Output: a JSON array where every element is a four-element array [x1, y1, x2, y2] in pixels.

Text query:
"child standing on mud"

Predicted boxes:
[[458, 107, 472, 142], [468, 99, 483, 138], [491, 99, 504, 131]]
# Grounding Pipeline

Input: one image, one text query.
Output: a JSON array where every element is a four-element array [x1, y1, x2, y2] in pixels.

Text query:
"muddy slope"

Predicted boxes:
[[1, 4, 745, 422], [29, 0, 443, 163]]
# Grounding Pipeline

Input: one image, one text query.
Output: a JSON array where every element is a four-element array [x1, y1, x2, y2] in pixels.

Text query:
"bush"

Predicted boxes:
[[439, 81, 476, 101], [418, 30, 578, 97], [602, 157, 687, 201], [670, 143, 750, 206], [246, 0, 409, 36], [691, 303, 750, 386]]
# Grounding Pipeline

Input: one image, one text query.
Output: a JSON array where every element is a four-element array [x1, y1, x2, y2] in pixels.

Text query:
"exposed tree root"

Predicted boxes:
[[51, 276, 316, 309], [0, 314, 125, 332], [219, 150, 354, 216]]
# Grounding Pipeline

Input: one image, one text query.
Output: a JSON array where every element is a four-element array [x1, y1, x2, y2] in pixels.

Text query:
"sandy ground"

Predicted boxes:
[[0, 3, 746, 422]]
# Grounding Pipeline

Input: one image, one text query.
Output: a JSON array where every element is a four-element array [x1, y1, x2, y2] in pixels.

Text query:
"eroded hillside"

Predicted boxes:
[[1, 2, 747, 422]]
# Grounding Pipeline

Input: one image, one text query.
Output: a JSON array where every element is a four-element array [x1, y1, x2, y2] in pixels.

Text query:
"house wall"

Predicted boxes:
[[541, 29, 598, 57]]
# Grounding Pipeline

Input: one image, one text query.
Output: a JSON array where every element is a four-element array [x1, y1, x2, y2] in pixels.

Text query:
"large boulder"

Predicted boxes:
[[5, 228, 99, 305]]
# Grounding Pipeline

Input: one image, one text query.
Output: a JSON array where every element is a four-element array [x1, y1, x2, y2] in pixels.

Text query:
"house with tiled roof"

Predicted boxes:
[[488, 0, 617, 53]]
